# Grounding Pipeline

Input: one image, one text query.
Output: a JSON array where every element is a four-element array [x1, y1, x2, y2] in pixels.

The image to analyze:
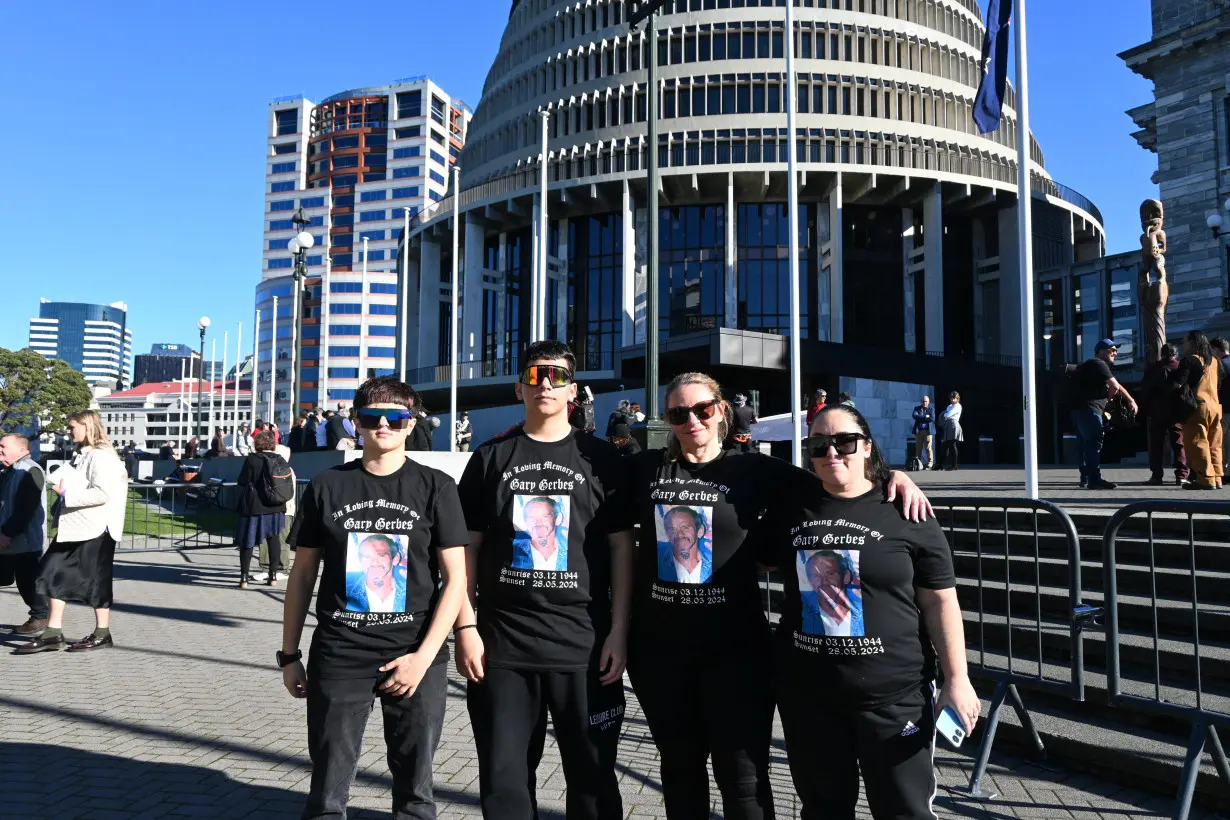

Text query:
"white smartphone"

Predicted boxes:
[[935, 706, 966, 748]]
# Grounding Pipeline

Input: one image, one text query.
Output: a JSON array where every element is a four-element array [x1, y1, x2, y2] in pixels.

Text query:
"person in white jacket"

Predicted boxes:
[[15, 410, 129, 654], [940, 392, 964, 471]]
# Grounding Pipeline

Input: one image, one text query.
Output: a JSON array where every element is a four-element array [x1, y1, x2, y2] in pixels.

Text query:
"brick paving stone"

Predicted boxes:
[[2, 547, 1225, 819]]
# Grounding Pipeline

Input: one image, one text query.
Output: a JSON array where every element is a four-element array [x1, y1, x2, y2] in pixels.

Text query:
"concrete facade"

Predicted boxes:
[[1122, 1, 1230, 338]]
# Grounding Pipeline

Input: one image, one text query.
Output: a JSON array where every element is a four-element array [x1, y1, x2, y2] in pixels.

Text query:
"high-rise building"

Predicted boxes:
[[256, 76, 471, 423], [399, 0, 1107, 463], [28, 299, 133, 388], [132, 343, 224, 387]]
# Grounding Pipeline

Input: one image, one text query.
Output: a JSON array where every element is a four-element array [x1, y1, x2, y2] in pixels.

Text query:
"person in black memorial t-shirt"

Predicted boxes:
[[455, 340, 634, 820], [626, 372, 933, 820], [280, 376, 469, 820], [755, 404, 978, 820]]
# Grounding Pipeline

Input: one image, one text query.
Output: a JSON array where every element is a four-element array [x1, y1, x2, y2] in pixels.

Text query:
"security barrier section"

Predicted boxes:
[[931, 498, 1094, 799], [1102, 500, 1230, 820]]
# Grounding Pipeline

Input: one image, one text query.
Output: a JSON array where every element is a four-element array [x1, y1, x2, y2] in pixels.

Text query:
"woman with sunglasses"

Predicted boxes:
[[280, 376, 469, 819], [626, 373, 932, 820], [754, 404, 977, 820]]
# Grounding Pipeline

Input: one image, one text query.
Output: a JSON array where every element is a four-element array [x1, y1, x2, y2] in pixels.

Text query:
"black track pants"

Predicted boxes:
[[467, 664, 625, 820], [777, 680, 937, 820]]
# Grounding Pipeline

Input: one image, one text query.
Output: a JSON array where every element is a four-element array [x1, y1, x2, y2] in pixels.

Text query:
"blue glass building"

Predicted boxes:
[[28, 300, 133, 388]]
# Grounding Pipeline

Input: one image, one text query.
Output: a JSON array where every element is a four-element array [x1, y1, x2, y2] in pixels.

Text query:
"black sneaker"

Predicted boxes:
[[1079, 477, 1088, 488], [1089, 479, 1118, 490]]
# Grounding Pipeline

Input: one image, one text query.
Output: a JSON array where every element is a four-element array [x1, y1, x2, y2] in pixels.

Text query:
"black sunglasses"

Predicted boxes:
[[519, 364, 574, 388], [665, 399, 721, 426], [356, 408, 414, 430], [808, 432, 869, 457]]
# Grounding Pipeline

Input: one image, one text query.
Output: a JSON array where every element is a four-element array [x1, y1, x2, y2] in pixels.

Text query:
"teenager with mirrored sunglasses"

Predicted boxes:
[[455, 340, 634, 820], [624, 373, 933, 820], [281, 376, 469, 820], [753, 404, 977, 820]]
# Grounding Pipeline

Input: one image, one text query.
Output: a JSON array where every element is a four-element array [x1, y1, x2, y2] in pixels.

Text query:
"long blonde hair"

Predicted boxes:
[[663, 372, 731, 462], [67, 409, 113, 451]]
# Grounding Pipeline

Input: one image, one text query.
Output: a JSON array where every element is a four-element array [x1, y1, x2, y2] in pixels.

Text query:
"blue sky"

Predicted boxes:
[[0, 0, 1155, 358]]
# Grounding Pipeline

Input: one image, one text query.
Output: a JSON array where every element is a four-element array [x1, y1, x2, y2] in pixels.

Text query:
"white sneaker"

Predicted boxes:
[[249, 571, 269, 583], [276, 572, 289, 580]]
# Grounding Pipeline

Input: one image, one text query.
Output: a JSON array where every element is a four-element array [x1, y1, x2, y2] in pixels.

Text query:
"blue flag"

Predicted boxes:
[[973, 0, 1013, 134]]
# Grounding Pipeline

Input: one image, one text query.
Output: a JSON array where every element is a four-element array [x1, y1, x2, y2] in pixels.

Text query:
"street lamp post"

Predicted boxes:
[[631, 0, 672, 450], [288, 208, 316, 422], [196, 316, 211, 448]]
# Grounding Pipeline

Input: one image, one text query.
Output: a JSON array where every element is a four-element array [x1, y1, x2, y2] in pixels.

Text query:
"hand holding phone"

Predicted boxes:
[[935, 706, 966, 748]]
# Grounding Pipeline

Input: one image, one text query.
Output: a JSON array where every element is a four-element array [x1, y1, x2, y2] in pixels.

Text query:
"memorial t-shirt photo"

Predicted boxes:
[[458, 428, 631, 671], [754, 483, 956, 707], [629, 449, 801, 653], [289, 459, 469, 679]]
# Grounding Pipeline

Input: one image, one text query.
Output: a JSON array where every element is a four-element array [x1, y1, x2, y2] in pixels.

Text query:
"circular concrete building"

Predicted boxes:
[[401, 0, 1105, 461]]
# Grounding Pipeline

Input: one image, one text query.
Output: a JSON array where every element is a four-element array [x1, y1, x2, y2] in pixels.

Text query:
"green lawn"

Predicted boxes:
[[45, 487, 236, 541]]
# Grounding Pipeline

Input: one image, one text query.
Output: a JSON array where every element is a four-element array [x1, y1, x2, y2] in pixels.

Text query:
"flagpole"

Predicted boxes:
[[1014, 0, 1039, 499], [785, 0, 803, 468]]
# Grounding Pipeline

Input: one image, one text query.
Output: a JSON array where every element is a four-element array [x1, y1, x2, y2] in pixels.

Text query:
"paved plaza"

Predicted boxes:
[[1, 546, 1224, 820]]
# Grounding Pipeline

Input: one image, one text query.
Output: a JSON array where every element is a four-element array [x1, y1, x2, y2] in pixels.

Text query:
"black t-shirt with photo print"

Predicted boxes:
[[289, 459, 469, 679], [754, 483, 956, 707], [458, 427, 631, 671], [629, 449, 802, 654]]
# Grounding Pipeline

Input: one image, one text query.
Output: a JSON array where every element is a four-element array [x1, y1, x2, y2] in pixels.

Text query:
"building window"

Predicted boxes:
[[333, 155, 359, 169], [395, 126, 421, 139], [359, 210, 387, 222], [365, 250, 386, 261], [360, 190, 387, 202], [273, 142, 297, 155], [331, 302, 362, 314], [271, 161, 297, 174], [1072, 272, 1101, 361], [393, 166, 421, 179], [369, 304, 397, 315], [269, 219, 294, 231], [359, 230, 386, 241], [270, 181, 295, 192], [330, 281, 363, 294], [369, 325, 397, 336], [368, 346, 396, 358], [430, 150, 447, 167], [431, 95, 446, 125], [370, 282, 397, 294], [300, 196, 325, 208], [329, 324, 361, 336], [737, 203, 815, 337], [429, 191, 444, 202], [1109, 264, 1136, 366], [397, 90, 422, 119], [269, 200, 295, 212], [393, 146, 421, 159], [275, 109, 298, 136], [267, 258, 293, 269], [660, 205, 725, 338], [328, 367, 360, 378], [392, 186, 420, 199], [328, 346, 360, 357]]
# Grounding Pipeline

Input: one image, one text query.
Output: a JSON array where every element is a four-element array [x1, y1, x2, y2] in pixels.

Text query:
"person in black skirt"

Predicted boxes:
[[235, 430, 289, 589], [16, 410, 129, 654]]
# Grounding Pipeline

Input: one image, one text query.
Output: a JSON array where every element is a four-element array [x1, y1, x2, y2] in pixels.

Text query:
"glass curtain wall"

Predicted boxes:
[[659, 205, 724, 338], [570, 215, 622, 371], [736, 202, 816, 337]]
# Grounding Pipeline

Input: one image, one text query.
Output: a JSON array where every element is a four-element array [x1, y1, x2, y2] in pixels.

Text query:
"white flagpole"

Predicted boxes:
[[252, 310, 260, 429], [220, 330, 228, 441], [234, 321, 242, 438], [400, 207, 411, 382], [359, 238, 369, 390], [209, 338, 217, 438], [270, 296, 278, 422], [538, 110, 550, 341], [785, 0, 803, 468], [178, 359, 186, 453], [451, 165, 461, 452], [1014, 0, 1039, 499], [321, 254, 331, 407]]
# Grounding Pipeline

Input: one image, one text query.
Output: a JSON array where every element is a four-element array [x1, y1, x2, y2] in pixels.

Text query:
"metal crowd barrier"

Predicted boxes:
[[932, 497, 1096, 799], [1102, 500, 1230, 820], [118, 480, 310, 552]]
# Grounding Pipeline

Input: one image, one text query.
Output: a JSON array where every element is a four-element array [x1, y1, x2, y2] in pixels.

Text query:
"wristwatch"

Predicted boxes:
[[276, 649, 302, 668]]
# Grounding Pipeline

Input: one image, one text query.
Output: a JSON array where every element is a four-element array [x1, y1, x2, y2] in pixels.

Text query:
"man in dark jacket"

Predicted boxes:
[[1142, 343, 1188, 486], [325, 411, 351, 450]]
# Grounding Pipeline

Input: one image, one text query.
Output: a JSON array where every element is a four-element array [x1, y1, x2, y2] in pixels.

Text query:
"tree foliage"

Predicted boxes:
[[0, 347, 93, 436]]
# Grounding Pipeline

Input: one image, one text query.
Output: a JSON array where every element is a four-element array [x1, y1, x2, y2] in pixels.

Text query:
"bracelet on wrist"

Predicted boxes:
[[455, 624, 478, 632]]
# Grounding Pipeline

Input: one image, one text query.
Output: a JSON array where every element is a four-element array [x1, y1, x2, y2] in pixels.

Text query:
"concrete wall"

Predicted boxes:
[[837, 377, 935, 467]]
